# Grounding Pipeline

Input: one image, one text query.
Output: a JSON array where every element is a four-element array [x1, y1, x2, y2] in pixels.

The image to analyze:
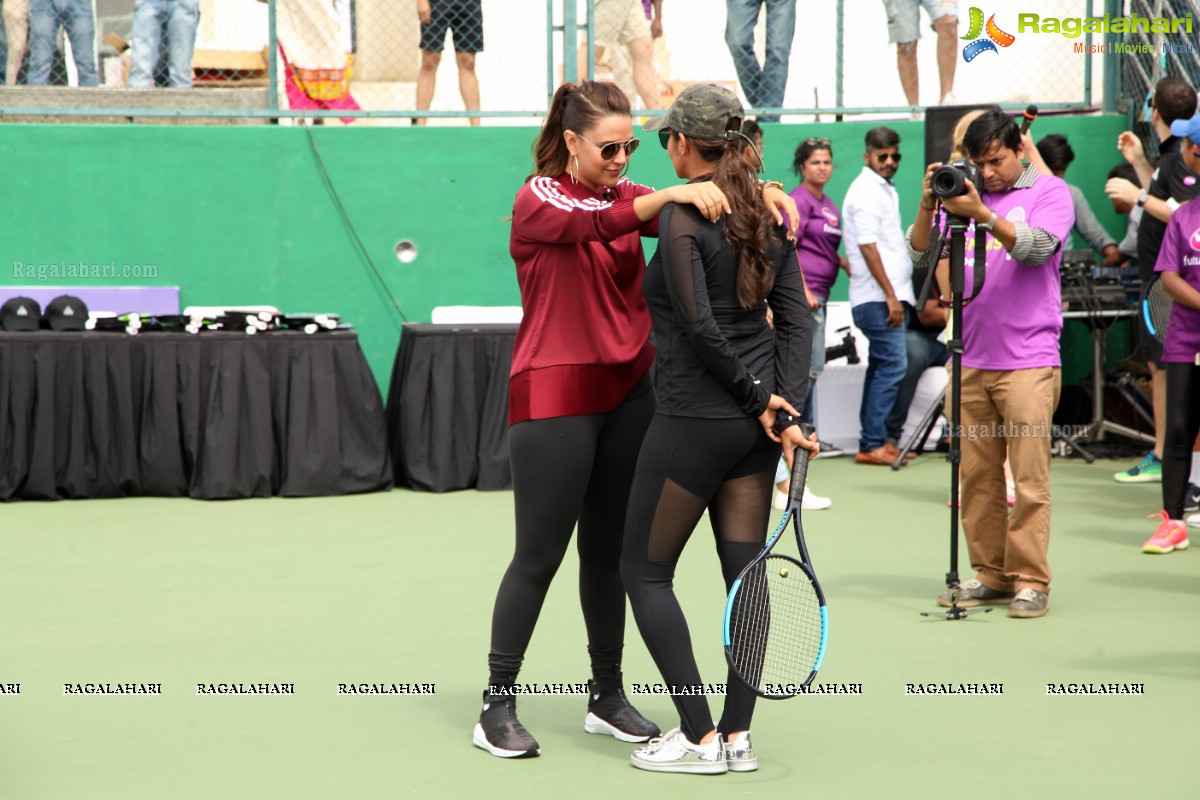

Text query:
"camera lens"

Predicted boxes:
[[931, 165, 966, 199]]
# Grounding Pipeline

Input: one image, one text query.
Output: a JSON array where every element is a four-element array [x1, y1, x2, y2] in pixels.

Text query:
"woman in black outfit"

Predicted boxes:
[[623, 84, 817, 775]]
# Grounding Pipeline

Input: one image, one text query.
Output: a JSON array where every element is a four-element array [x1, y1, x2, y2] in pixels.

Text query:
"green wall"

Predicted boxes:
[[0, 115, 1128, 391]]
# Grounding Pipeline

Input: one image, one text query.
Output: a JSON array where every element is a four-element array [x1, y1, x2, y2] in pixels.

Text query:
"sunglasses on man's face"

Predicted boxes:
[[576, 133, 641, 160], [874, 152, 902, 163]]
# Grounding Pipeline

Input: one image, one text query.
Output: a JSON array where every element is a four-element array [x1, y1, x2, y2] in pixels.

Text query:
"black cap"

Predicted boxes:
[[0, 297, 43, 331], [44, 295, 89, 331]]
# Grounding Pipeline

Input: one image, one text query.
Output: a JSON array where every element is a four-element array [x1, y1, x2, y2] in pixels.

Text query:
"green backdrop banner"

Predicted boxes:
[[0, 115, 1128, 391]]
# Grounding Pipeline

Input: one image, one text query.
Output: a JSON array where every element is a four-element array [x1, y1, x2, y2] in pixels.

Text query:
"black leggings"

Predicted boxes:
[[487, 374, 655, 689], [621, 414, 779, 744], [1163, 363, 1200, 519]]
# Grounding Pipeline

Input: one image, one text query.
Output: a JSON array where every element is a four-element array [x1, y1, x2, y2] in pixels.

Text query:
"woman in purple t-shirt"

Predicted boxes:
[[772, 138, 850, 510], [1141, 198, 1200, 553]]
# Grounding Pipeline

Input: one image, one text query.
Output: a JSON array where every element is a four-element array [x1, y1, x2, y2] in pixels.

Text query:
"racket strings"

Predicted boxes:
[[728, 557, 823, 692], [1147, 280, 1173, 339]]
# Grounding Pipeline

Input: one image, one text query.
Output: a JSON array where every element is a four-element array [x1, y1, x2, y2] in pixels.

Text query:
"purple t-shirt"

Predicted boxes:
[[960, 174, 1075, 370], [1153, 201, 1200, 363], [788, 184, 842, 300]]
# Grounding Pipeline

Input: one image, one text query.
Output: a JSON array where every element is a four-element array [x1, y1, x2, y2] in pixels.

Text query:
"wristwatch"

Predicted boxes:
[[1137, 190, 1149, 207], [979, 211, 999, 232]]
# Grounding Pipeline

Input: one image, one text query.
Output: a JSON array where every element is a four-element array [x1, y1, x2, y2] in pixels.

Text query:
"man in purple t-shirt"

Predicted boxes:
[[1141, 113, 1200, 555], [908, 108, 1074, 619]]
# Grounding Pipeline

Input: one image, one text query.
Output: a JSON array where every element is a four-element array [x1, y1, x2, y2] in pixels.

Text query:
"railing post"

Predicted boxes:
[[268, 0, 278, 112], [564, 0, 578, 87], [835, 0, 844, 120], [1101, 0, 1122, 113]]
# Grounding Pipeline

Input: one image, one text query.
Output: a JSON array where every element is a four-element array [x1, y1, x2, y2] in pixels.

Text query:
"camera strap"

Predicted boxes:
[[923, 214, 986, 308]]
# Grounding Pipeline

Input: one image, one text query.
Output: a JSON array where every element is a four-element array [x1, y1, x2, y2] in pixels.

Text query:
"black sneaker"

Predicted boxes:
[[473, 691, 540, 758], [584, 681, 661, 743], [1186, 484, 1200, 513]]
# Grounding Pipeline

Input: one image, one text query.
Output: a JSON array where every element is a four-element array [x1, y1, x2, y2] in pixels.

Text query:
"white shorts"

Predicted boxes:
[[884, 0, 957, 44], [594, 0, 651, 47]]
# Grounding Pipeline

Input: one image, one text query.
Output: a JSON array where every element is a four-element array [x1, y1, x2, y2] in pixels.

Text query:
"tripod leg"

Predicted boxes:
[[892, 386, 947, 470], [1055, 433, 1096, 464]]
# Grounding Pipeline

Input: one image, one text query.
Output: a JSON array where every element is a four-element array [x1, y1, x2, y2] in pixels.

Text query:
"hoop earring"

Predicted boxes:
[[571, 155, 580, 184]]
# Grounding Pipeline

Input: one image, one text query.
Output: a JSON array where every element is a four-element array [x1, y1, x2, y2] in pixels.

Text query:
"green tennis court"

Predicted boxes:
[[1, 455, 1193, 799]]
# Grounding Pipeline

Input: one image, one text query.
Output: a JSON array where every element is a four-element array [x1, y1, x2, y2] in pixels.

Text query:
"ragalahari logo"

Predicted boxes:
[[961, 7, 1016, 61]]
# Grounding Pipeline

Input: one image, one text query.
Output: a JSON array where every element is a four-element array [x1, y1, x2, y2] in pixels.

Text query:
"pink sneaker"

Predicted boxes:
[[1142, 511, 1190, 554]]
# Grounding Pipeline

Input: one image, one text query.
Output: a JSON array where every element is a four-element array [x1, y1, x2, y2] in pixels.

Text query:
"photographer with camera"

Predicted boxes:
[[908, 108, 1074, 618]]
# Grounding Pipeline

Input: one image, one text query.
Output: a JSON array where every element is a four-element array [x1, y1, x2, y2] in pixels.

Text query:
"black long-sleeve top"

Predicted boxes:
[[644, 200, 812, 419]]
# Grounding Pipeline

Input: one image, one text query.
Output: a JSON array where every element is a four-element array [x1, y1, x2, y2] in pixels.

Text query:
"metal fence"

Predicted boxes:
[[1120, 0, 1200, 156], [0, 0, 1134, 122]]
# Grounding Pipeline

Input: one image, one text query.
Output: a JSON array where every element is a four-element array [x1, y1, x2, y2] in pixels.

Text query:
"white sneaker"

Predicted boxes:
[[802, 486, 832, 511], [630, 728, 727, 774], [773, 491, 788, 510], [724, 731, 758, 772], [939, 91, 959, 106], [1188, 513, 1200, 528]]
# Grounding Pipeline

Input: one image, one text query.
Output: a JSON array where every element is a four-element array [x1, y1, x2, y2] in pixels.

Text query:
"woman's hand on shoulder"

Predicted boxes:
[[669, 181, 730, 223], [763, 186, 800, 239]]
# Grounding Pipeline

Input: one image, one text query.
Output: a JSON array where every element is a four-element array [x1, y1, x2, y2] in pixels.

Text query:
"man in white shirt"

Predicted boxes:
[[843, 126, 914, 465]]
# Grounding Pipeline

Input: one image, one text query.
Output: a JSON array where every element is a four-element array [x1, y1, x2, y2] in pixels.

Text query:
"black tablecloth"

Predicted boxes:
[[386, 323, 516, 492], [0, 331, 393, 500]]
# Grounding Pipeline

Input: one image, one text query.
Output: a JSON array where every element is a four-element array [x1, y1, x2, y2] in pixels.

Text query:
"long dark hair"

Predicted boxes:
[[678, 131, 774, 309], [530, 81, 632, 180]]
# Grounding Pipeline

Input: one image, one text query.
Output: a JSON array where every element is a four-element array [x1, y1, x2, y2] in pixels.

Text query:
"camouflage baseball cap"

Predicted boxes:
[[643, 84, 745, 140]]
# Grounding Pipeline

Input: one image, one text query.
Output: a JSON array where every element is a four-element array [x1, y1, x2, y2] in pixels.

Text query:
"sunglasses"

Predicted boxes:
[[804, 137, 832, 147], [658, 129, 673, 150], [874, 152, 902, 163], [575, 133, 640, 160]]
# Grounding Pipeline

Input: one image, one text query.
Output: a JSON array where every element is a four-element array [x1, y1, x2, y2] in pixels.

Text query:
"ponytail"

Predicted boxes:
[[699, 138, 774, 308], [529, 80, 633, 181]]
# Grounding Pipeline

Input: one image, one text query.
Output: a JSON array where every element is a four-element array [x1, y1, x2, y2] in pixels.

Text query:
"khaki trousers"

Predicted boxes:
[[956, 366, 1061, 594]]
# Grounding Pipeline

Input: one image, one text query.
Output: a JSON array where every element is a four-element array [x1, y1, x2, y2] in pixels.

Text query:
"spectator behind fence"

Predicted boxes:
[[885, 0, 957, 109], [724, 0, 795, 123], [3, 0, 29, 85], [415, 0, 481, 126], [27, 0, 97, 86], [606, 0, 661, 107], [843, 126, 913, 466], [128, 0, 199, 88], [580, 0, 660, 110], [1028, 134, 1122, 266], [276, 0, 360, 121]]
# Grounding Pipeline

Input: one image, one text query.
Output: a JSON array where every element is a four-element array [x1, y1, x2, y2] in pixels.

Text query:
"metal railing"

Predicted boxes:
[[0, 0, 1112, 122]]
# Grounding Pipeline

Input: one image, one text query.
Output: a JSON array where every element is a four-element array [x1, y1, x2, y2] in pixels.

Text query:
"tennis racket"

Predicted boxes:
[[723, 423, 827, 699], [1142, 275, 1173, 343]]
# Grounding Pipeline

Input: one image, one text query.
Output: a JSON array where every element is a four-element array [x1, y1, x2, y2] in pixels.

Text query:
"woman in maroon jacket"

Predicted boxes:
[[475, 80, 799, 759]]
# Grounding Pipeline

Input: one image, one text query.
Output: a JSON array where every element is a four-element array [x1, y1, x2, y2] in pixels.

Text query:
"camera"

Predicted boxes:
[[825, 327, 860, 365], [930, 158, 983, 199]]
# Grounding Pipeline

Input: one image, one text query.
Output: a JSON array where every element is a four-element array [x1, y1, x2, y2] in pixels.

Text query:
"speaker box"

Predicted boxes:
[[924, 104, 993, 166]]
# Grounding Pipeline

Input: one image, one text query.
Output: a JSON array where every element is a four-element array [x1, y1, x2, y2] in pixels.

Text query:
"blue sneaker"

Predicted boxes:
[[1114, 453, 1162, 484], [1185, 484, 1200, 513]]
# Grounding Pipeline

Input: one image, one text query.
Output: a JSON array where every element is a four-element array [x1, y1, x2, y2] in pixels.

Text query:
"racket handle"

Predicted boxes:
[[788, 423, 816, 504]]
